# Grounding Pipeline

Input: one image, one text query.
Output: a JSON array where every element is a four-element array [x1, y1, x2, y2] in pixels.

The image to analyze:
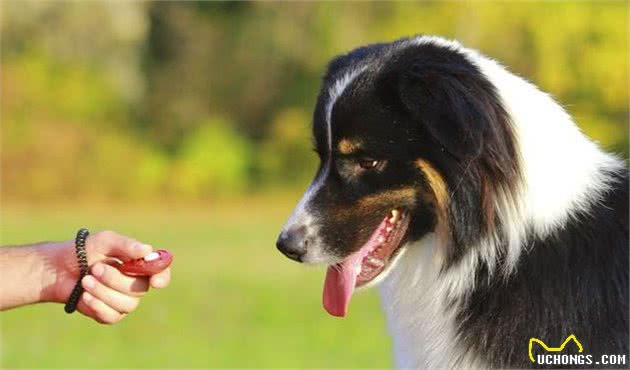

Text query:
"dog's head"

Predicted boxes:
[[276, 37, 519, 316]]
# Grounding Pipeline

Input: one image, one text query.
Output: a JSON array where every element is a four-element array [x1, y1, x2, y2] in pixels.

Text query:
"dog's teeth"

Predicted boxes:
[[377, 235, 386, 243], [389, 211, 400, 223], [355, 264, 362, 275], [386, 226, 393, 233], [367, 256, 384, 267]]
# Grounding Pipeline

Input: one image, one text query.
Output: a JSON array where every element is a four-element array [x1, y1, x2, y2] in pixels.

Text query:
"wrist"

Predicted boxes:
[[39, 240, 76, 304]]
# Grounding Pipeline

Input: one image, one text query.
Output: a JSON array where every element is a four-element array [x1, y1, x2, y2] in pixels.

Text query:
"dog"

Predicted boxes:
[[276, 35, 628, 368]]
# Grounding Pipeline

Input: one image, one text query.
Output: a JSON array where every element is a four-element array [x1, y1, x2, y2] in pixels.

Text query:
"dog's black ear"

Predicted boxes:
[[397, 58, 499, 162]]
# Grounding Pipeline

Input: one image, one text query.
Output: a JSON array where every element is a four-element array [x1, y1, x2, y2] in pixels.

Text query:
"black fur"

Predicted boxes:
[[311, 38, 519, 266], [459, 171, 629, 368]]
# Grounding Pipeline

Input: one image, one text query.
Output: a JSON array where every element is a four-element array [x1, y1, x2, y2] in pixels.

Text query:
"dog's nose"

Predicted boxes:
[[276, 225, 309, 262]]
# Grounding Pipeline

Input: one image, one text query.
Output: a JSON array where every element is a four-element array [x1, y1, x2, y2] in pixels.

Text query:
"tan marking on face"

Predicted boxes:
[[338, 139, 361, 155], [416, 159, 450, 246], [416, 159, 448, 212], [356, 187, 417, 210], [331, 187, 417, 221]]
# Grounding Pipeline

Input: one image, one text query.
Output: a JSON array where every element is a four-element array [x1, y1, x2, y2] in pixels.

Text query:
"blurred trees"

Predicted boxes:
[[1, 1, 627, 201]]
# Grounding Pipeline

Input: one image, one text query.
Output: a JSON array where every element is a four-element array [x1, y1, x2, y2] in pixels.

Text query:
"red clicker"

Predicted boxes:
[[118, 249, 173, 276]]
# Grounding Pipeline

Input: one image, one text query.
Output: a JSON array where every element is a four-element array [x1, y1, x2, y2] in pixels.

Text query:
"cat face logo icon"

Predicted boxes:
[[528, 334, 584, 363]]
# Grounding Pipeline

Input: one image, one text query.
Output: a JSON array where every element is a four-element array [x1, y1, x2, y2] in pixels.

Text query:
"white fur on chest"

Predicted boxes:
[[378, 234, 485, 369]]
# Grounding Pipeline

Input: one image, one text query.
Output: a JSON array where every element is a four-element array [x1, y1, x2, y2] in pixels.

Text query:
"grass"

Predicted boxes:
[[0, 198, 392, 368]]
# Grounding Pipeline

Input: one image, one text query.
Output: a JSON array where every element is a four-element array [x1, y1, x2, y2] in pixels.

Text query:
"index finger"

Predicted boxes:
[[90, 230, 153, 261]]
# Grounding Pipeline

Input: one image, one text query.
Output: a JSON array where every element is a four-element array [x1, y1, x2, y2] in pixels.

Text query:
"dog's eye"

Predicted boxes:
[[358, 159, 380, 170]]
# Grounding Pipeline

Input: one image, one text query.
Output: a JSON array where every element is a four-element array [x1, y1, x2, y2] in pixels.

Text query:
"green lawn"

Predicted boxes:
[[0, 198, 392, 368]]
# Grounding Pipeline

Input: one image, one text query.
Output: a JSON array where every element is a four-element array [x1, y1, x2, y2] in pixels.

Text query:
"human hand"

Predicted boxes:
[[48, 230, 171, 324]]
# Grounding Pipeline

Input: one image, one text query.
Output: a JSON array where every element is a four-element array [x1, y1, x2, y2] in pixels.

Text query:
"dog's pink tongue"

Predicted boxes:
[[323, 256, 360, 317]]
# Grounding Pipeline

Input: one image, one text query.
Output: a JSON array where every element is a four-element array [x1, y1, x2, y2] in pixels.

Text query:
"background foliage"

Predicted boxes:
[[1, 2, 628, 368], [2, 1, 627, 201]]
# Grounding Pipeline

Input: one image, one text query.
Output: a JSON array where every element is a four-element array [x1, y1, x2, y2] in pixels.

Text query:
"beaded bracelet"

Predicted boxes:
[[64, 228, 90, 314]]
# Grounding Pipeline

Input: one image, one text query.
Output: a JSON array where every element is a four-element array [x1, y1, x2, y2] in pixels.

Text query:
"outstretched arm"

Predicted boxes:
[[0, 231, 171, 324]]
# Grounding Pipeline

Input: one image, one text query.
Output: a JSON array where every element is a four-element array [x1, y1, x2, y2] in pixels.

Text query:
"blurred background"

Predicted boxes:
[[1, 1, 627, 368]]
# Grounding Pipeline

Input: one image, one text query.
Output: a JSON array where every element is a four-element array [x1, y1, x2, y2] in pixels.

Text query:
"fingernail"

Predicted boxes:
[[92, 263, 104, 278], [134, 243, 152, 252], [83, 291, 93, 303], [82, 275, 96, 289]]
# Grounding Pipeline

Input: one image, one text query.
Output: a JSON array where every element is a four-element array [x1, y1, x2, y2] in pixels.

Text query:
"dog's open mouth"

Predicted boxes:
[[323, 208, 410, 317]]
